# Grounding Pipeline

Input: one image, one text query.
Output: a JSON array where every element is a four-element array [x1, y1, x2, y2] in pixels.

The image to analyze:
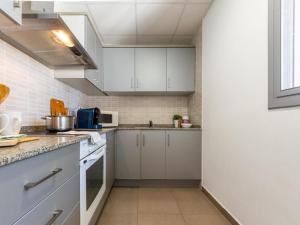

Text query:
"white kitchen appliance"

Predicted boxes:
[[79, 134, 106, 225], [100, 111, 118, 128], [0, 111, 22, 136]]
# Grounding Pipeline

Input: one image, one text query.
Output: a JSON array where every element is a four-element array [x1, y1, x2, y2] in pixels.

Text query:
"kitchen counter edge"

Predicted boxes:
[[0, 135, 89, 168]]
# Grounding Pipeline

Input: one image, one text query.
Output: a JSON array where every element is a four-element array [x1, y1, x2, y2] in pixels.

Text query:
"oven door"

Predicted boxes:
[[80, 145, 106, 225]]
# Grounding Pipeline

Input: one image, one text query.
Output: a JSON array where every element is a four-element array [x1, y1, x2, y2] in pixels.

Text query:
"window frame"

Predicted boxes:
[[269, 0, 300, 109]]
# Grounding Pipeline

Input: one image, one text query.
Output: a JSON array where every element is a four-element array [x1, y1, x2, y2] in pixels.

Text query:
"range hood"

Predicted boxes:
[[0, 2, 97, 69]]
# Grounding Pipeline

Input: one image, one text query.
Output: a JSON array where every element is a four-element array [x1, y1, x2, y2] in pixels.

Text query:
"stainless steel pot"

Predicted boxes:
[[42, 116, 75, 132]]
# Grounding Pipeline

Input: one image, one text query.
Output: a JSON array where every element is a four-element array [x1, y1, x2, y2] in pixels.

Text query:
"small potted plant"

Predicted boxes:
[[173, 115, 182, 128]]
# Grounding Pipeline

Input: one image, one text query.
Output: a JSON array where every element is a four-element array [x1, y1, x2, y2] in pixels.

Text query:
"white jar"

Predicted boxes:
[[182, 115, 190, 124], [0, 111, 22, 136]]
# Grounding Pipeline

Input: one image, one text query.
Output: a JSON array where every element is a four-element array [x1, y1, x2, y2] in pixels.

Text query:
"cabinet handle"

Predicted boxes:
[[136, 78, 139, 89], [45, 210, 63, 225], [136, 134, 139, 147], [167, 134, 170, 146], [168, 78, 171, 89], [24, 168, 63, 190], [131, 77, 134, 89], [13, 0, 21, 8], [143, 135, 145, 147]]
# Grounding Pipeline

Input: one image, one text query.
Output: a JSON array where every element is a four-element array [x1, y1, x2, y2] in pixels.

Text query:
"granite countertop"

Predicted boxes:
[[0, 135, 89, 168], [75, 126, 201, 132], [0, 125, 201, 168], [117, 124, 202, 131], [74, 128, 117, 133]]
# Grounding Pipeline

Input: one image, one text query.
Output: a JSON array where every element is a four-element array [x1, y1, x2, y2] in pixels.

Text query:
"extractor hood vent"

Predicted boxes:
[[0, 2, 97, 69]]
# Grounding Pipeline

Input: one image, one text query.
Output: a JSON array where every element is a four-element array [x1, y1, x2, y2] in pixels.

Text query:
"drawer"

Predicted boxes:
[[61, 202, 80, 225], [0, 143, 80, 225], [13, 172, 80, 225]]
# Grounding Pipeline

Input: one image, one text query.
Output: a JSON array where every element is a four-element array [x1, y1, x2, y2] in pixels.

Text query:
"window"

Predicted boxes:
[[269, 0, 300, 108]]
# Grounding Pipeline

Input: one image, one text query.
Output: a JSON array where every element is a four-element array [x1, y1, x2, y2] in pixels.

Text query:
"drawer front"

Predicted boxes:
[[14, 172, 80, 225], [61, 202, 80, 225], [0, 143, 80, 225]]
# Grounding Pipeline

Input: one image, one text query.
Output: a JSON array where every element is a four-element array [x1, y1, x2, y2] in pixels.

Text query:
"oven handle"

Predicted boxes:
[[81, 147, 105, 169]]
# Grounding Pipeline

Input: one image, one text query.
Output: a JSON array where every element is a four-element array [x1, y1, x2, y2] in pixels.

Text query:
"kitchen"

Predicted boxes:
[[0, 1, 299, 225]]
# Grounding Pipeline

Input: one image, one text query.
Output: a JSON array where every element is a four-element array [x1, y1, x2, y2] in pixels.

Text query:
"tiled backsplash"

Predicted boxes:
[[0, 38, 200, 126], [188, 28, 202, 126], [0, 40, 87, 126], [87, 96, 189, 125]]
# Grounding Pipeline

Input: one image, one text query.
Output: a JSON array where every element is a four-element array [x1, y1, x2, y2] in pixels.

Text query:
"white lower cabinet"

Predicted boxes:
[[0, 143, 80, 225], [106, 131, 116, 190], [116, 130, 201, 180], [141, 131, 166, 179], [166, 131, 201, 179], [14, 173, 80, 225], [116, 130, 141, 179]]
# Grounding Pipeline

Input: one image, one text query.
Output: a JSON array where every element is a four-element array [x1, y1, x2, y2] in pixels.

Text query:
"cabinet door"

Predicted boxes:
[[0, 0, 22, 25], [104, 48, 135, 92], [141, 131, 166, 179], [97, 39, 104, 90], [85, 16, 97, 62], [167, 48, 195, 92], [87, 38, 103, 90], [135, 48, 167, 92], [106, 131, 115, 190], [60, 15, 85, 49], [85, 69, 97, 86], [116, 130, 140, 179], [166, 131, 201, 179]]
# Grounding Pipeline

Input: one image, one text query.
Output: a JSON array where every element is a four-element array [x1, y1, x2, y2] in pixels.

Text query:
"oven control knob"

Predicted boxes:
[[84, 160, 87, 164]]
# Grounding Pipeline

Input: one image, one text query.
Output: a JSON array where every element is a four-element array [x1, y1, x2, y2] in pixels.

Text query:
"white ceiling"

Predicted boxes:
[[86, 0, 212, 46]]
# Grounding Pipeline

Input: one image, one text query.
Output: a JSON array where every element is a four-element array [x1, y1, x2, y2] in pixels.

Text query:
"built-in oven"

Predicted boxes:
[[80, 143, 106, 225]]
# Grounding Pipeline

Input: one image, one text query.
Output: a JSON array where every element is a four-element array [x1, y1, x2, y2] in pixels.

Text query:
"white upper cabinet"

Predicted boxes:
[[135, 48, 167, 92], [96, 38, 104, 90], [84, 17, 97, 62], [85, 38, 103, 90], [55, 15, 104, 95], [0, 0, 22, 25], [167, 48, 195, 92], [104, 48, 135, 92], [60, 15, 97, 64], [103, 47, 195, 95]]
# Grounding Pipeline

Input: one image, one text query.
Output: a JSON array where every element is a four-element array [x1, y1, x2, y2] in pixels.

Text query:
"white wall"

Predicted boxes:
[[202, 0, 300, 225]]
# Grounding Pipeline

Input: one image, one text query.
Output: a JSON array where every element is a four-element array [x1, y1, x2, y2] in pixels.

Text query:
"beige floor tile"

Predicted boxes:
[[103, 199, 138, 214], [171, 188, 206, 201], [97, 187, 232, 225], [138, 188, 180, 214], [138, 213, 186, 225], [177, 198, 220, 215], [183, 214, 232, 225], [109, 188, 139, 202], [97, 213, 138, 225], [139, 188, 175, 200], [138, 198, 180, 214], [103, 188, 138, 214]]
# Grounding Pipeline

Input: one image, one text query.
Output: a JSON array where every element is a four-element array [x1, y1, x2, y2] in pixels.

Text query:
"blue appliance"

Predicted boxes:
[[76, 108, 101, 129]]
